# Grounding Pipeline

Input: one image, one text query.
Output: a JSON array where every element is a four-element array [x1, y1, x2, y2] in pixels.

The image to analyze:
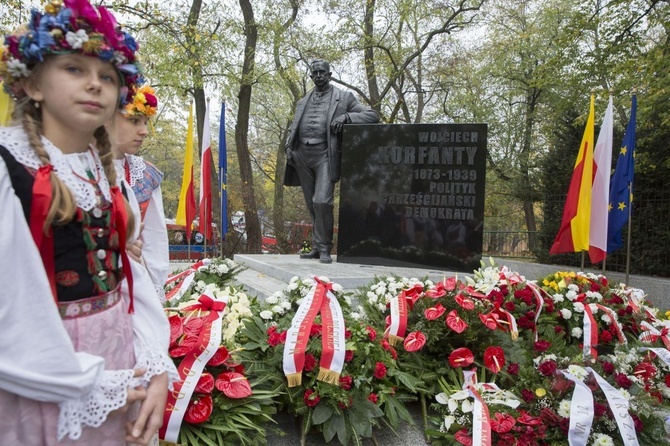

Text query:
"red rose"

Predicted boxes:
[[551, 376, 574, 393], [601, 361, 615, 375], [538, 360, 557, 377], [268, 331, 283, 347], [600, 330, 613, 343], [304, 353, 317, 372], [534, 340, 551, 352], [631, 413, 644, 432], [373, 362, 387, 379], [521, 389, 534, 403], [304, 389, 320, 407], [345, 329, 352, 339], [594, 402, 608, 418], [144, 93, 158, 107], [368, 393, 378, 404], [403, 331, 427, 352], [555, 325, 564, 334], [483, 346, 505, 374], [366, 326, 377, 341], [449, 347, 475, 368], [310, 323, 322, 337], [615, 372, 634, 389], [345, 350, 354, 362], [184, 394, 213, 424], [339, 375, 353, 390], [507, 363, 519, 375], [504, 301, 516, 312], [664, 374, 670, 387], [424, 303, 446, 320]]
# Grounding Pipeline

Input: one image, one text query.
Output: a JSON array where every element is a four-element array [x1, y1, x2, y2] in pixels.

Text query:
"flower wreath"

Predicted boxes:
[[124, 84, 158, 116]]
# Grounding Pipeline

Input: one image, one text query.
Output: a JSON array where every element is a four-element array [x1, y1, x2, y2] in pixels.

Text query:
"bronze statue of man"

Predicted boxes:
[[284, 59, 380, 263]]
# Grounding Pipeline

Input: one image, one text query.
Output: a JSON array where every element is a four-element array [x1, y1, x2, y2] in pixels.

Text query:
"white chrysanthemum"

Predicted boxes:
[[592, 433, 614, 446], [573, 302, 585, 313], [6, 59, 31, 78], [280, 300, 292, 310], [586, 291, 603, 301], [65, 29, 89, 49], [377, 303, 386, 312], [567, 365, 588, 381], [265, 294, 279, 305], [601, 313, 612, 324], [568, 284, 579, 291], [552, 293, 565, 303], [217, 264, 230, 274], [332, 283, 343, 292], [572, 327, 583, 338], [296, 298, 304, 306], [350, 312, 361, 320], [558, 399, 571, 418], [271, 305, 284, 315], [287, 282, 298, 291], [566, 290, 578, 301], [260, 310, 273, 320], [560, 308, 573, 320]]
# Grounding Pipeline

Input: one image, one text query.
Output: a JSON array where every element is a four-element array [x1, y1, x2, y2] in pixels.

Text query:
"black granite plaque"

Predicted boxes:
[[336, 123, 487, 272]]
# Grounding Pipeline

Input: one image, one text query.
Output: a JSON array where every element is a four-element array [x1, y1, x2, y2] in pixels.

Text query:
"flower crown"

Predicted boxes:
[[124, 84, 158, 117], [0, 0, 142, 106]]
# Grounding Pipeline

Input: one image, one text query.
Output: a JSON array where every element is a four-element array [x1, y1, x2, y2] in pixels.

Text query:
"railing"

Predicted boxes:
[[482, 231, 538, 259]]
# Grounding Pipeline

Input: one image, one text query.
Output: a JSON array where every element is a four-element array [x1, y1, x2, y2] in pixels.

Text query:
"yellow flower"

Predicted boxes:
[[549, 281, 558, 290], [557, 279, 566, 289], [45, 0, 63, 15], [543, 279, 550, 286], [535, 388, 546, 397]]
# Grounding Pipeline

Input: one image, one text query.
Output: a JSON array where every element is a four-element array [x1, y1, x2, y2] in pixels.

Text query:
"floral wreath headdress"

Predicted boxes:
[[0, 0, 142, 106], [124, 84, 158, 117]]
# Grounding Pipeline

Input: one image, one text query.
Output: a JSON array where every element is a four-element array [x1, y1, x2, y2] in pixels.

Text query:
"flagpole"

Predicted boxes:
[[204, 197, 208, 258]]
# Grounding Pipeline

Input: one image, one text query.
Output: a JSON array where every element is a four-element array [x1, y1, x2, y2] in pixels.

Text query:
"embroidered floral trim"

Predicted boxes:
[[0, 127, 112, 211], [123, 155, 146, 188], [56, 270, 80, 287], [59, 289, 122, 320]]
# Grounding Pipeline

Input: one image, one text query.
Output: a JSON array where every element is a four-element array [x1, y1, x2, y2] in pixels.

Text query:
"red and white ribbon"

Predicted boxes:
[[559, 370, 594, 446], [639, 347, 670, 367], [386, 290, 409, 346], [582, 304, 599, 359], [462, 369, 492, 446], [586, 368, 640, 446], [160, 292, 227, 442], [527, 282, 545, 342], [639, 322, 670, 350], [283, 278, 346, 387], [498, 308, 518, 340], [164, 259, 210, 302], [596, 304, 627, 345]]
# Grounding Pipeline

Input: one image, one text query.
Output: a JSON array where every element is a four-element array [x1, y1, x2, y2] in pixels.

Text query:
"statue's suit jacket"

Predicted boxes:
[[284, 86, 379, 186]]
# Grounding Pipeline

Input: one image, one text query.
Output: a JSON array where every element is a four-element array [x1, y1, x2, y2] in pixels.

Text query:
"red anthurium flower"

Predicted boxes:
[[634, 362, 657, 381], [446, 310, 468, 333], [479, 312, 499, 330], [168, 333, 198, 358], [424, 303, 446, 320], [183, 317, 205, 335], [215, 372, 252, 399], [168, 315, 183, 347], [491, 412, 516, 433], [207, 346, 230, 366], [449, 347, 474, 368], [465, 286, 487, 299], [426, 277, 458, 298], [184, 394, 213, 424], [454, 428, 473, 446], [455, 294, 475, 310], [404, 331, 427, 352], [195, 372, 215, 394], [483, 346, 505, 373], [516, 410, 542, 426]]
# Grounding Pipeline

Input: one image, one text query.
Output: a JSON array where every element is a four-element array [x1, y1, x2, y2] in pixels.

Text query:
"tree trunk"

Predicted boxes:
[[363, 0, 381, 114], [521, 89, 540, 250], [236, 0, 262, 252]]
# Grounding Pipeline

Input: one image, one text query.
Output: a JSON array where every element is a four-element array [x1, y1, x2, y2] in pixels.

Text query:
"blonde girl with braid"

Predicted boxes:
[[0, 1, 178, 445]]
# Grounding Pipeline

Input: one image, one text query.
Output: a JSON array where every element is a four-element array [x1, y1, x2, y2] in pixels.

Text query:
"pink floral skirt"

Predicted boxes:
[[0, 289, 135, 445]]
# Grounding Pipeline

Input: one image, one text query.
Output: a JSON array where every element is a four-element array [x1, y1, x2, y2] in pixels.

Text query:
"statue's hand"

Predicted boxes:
[[330, 114, 348, 133], [286, 147, 295, 165]]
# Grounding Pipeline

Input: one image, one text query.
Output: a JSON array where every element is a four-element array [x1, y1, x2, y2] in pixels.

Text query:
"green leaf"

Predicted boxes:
[[312, 403, 334, 424]]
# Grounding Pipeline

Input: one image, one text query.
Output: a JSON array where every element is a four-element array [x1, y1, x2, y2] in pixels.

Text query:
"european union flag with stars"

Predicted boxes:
[[607, 95, 636, 253]]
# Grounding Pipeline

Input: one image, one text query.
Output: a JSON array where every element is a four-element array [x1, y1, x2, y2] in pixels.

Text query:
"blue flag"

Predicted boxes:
[[607, 95, 636, 253], [219, 102, 228, 240]]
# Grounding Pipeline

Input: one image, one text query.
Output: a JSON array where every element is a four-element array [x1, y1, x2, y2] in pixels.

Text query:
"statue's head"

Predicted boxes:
[[309, 59, 331, 89]]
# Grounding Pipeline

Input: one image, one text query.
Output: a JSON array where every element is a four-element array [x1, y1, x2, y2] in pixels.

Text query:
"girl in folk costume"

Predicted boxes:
[[112, 84, 170, 301], [0, 1, 178, 445]]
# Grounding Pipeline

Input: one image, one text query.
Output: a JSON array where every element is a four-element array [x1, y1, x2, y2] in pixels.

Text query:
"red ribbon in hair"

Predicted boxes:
[[111, 186, 134, 313], [30, 165, 57, 301]]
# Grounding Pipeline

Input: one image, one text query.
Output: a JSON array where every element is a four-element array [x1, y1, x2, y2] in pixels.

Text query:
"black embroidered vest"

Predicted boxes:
[[0, 145, 125, 302]]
